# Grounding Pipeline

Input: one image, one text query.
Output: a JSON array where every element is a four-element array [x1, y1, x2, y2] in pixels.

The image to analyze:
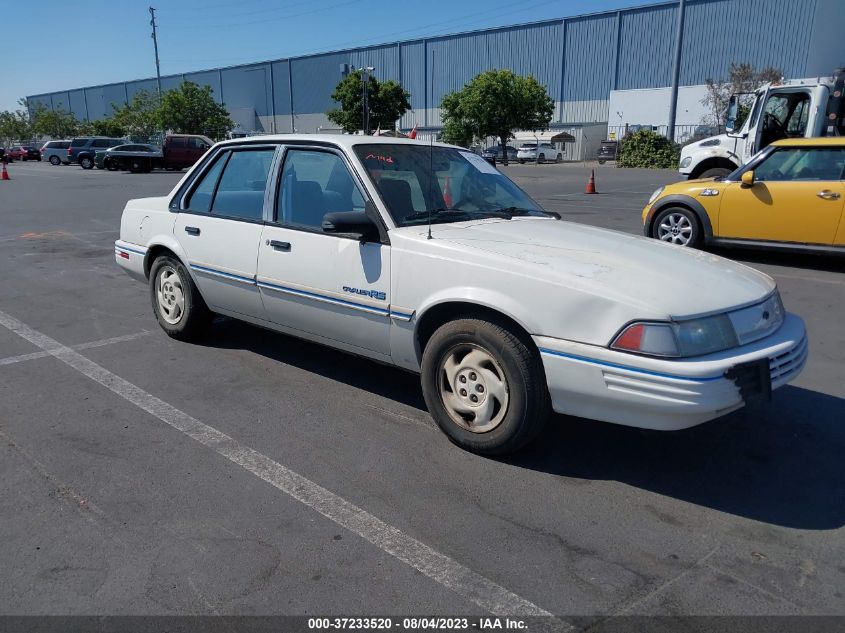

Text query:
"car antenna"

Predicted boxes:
[[427, 48, 435, 240]]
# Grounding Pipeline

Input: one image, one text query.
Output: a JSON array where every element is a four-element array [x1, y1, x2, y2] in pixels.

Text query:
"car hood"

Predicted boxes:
[[401, 218, 775, 319]]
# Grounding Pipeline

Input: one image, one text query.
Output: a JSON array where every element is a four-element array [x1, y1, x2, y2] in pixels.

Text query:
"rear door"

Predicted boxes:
[[173, 144, 278, 318], [719, 145, 845, 245]]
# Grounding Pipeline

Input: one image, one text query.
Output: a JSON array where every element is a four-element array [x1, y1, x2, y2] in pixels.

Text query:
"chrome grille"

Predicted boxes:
[[769, 335, 808, 384]]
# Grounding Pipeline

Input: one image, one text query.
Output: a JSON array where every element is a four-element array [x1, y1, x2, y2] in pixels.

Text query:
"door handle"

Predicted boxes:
[[817, 190, 841, 200], [184, 226, 201, 235], [268, 239, 291, 251]]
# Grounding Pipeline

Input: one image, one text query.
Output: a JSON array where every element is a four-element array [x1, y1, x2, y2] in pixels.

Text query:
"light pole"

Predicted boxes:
[[358, 66, 375, 134]]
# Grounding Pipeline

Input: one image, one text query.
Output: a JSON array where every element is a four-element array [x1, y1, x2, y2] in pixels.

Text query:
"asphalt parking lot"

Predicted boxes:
[[1, 159, 843, 621]]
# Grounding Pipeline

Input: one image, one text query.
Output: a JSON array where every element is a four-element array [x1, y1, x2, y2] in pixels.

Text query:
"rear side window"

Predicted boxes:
[[92, 139, 117, 148], [211, 149, 276, 220], [186, 152, 228, 212], [70, 139, 87, 147], [169, 138, 188, 149], [58, 141, 70, 149]]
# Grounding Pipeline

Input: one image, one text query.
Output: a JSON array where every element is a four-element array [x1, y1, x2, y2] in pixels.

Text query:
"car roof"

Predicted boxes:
[[770, 137, 845, 147], [213, 134, 460, 151]]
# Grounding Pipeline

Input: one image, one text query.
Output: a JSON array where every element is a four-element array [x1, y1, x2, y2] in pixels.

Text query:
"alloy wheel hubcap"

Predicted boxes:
[[658, 213, 693, 245], [439, 345, 509, 433], [157, 266, 185, 325]]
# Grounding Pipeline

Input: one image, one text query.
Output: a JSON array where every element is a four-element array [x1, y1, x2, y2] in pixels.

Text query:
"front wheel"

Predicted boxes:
[[421, 318, 550, 455], [698, 167, 731, 179], [652, 206, 702, 247], [149, 255, 211, 341]]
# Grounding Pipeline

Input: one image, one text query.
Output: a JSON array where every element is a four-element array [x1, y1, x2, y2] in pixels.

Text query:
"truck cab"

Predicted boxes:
[[679, 69, 844, 179]]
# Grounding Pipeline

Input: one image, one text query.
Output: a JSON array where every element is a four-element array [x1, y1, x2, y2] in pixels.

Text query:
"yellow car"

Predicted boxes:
[[643, 138, 845, 253]]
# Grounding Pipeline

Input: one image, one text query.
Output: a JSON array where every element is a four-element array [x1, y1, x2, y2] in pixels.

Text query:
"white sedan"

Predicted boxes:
[[115, 135, 807, 455]]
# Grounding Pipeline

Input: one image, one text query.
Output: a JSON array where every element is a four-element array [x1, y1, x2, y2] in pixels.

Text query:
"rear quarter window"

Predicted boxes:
[[70, 139, 88, 147]]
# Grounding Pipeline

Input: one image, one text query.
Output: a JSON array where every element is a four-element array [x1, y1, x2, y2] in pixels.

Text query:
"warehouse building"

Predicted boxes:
[[26, 0, 841, 159]]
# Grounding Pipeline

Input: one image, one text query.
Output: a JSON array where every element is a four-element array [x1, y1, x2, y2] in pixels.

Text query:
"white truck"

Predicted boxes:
[[679, 68, 844, 179]]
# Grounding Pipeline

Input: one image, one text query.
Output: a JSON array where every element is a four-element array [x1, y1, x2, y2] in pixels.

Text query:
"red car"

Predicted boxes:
[[9, 145, 41, 161]]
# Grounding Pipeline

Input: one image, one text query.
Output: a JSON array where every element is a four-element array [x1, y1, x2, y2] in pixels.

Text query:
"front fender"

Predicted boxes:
[[416, 287, 536, 335], [644, 194, 714, 242]]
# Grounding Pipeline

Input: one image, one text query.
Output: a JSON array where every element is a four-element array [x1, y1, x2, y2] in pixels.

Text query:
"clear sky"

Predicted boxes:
[[1, 0, 653, 112]]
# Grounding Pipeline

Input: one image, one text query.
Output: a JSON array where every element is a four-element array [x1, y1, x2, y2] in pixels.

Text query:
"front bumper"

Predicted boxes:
[[534, 313, 807, 430]]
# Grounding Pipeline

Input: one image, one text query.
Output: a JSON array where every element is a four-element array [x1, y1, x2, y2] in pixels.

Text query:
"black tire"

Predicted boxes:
[[598, 159, 606, 165], [80, 156, 94, 170], [518, 159, 525, 164], [698, 167, 731, 180], [149, 255, 211, 341], [421, 318, 550, 455], [538, 153, 545, 164], [556, 153, 562, 163], [105, 158, 118, 171], [129, 158, 144, 173], [37, 157, 42, 162], [49, 155, 60, 166], [651, 206, 702, 248]]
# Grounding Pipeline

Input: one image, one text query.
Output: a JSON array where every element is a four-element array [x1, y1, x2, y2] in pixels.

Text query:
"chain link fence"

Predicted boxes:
[[607, 124, 726, 146]]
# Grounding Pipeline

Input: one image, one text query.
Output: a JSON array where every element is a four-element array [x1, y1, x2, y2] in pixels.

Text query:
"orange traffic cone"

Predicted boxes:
[[585, 169, 596, 194], [443, 175, 453, 207], [1, 162, 9, 181]]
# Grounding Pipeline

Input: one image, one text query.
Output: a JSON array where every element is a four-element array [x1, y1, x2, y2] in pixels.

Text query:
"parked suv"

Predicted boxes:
[[68, 137, 124, 169], [161, 134, 213, 170], [40, 140, 71, 165]]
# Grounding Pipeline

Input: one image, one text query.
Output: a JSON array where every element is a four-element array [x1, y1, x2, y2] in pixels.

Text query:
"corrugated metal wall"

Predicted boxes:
[[27, 0, 831, 133]]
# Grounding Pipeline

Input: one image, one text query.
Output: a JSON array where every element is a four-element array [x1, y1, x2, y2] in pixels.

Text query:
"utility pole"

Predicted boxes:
[[149, 7, 163, 103], [667, 0, 686, 143]]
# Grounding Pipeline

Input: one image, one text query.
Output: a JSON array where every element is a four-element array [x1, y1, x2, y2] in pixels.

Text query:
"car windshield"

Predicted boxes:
[[354, 144, 550, 227]]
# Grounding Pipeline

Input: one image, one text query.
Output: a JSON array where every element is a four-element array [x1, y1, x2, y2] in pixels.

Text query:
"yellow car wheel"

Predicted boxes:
[[652, 207, 701, 247]]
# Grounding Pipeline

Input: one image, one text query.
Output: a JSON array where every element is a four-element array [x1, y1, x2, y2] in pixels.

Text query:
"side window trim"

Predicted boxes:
[[180, 148, 229, 213], [207, 151, 233, 213]]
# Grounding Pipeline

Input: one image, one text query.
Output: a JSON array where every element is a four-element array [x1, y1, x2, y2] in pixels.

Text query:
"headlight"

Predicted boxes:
[[612, 315, 738, 358], [610, 293, 784, 358], [679, 156, 692, 168], [647, 187, 665, 204], [699, 138, 721, 147]]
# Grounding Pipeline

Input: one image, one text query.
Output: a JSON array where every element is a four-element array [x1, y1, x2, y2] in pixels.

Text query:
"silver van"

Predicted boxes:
[[40, 140, 71, 166]]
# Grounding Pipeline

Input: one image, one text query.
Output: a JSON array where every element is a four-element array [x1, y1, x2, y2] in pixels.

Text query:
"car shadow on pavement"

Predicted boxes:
[[709, 247, 845, 273], [508, 385, 845, 531], [202, 318, 844, 531]]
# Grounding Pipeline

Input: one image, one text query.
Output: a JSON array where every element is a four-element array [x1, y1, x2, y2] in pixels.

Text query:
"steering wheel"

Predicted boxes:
[[764, 113, 787, 135]]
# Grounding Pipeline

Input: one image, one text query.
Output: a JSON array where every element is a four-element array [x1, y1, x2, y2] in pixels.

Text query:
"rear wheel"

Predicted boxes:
[[652, 206, 702, 247], [538, 153, 546, 164], [421, 318, 550, 455], [80, 156, 94, 170], [49, 155, 60, 166], [556, 153, 563, 163], [149, 255, 211, 341]]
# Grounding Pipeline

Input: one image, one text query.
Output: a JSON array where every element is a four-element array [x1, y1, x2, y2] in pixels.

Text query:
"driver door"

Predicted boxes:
[[256, 147, 392, 357], [719, 146, 845, 244]]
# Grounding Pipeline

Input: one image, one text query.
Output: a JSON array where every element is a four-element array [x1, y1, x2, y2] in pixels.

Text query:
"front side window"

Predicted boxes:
[[354, 144, 547, 227], [753, 147, 845, 182], [276, 149, 365, 229], [185, 152, 228, 212]]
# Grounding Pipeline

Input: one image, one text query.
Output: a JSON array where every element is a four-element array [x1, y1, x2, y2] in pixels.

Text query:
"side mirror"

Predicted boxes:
[[741, 170, 755, 187], [725, 95, 739, 133], [322, 211, 380, 243]]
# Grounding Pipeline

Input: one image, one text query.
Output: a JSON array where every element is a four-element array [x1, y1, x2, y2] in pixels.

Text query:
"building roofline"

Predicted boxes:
[[26, 0, 678, 100]]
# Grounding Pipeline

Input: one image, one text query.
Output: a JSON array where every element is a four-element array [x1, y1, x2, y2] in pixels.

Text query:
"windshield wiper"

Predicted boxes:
[[402, 208, 512, 223], [491, 206, 560, 219]]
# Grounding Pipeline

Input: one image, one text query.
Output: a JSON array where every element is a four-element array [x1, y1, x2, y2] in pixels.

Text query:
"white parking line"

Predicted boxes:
[[0, 330, 151, 367], [0, 308, 557, 619]]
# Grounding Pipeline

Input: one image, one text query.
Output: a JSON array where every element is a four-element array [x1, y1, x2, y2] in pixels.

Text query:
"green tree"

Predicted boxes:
[[439, 92, 476, 147], [0, 105, 33, 145], [327, 70, 411, 133], [31, 104, 80, 139], [112, 89, 159, 139], [158, 81, 234, 139], [440, 69, 554, 161], [701, 63, 783, 128], [617, 129, 679, 169]]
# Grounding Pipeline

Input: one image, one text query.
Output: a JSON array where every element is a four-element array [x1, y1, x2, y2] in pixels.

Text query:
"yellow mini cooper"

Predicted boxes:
[[643, 138, 845, 253]]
